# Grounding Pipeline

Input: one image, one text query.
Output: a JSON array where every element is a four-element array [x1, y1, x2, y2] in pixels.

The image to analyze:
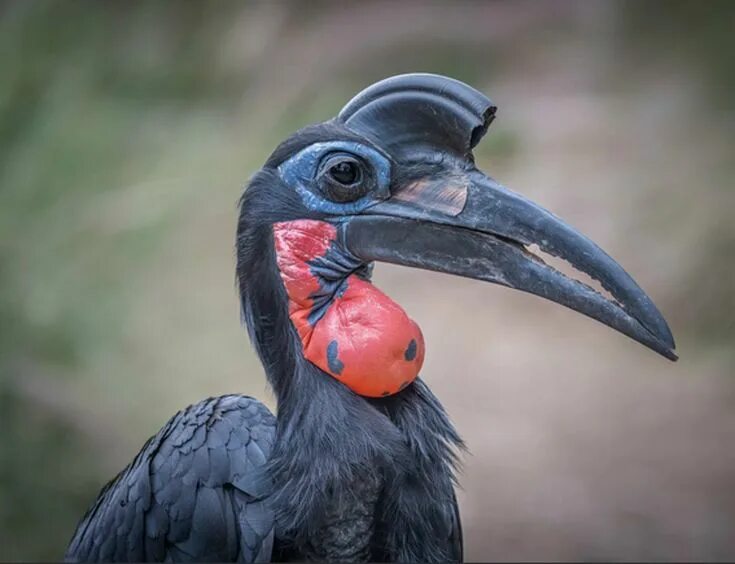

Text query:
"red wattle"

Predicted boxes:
[[273, 220, 424, 397]]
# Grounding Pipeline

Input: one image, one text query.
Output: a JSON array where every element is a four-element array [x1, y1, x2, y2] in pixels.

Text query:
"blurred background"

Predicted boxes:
[[1, 0, 734, 560]]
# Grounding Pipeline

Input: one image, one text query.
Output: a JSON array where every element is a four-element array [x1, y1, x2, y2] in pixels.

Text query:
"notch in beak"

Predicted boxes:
[[340, 168, 677, 361]]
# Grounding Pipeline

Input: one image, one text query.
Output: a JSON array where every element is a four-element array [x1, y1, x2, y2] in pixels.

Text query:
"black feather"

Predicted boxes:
[[69, 100, 467, 562], [65, 395, 276, 562], [236, 171, 464, 561]]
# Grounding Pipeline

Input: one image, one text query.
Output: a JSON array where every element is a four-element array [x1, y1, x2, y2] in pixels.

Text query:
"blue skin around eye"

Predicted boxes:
[[278, 141, 392, 215]]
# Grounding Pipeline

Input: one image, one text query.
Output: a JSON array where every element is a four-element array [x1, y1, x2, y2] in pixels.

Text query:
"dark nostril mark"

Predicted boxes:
[[381, 391, 390, 397], [326, 340, 344, 375], [404, 339, 417, 361]]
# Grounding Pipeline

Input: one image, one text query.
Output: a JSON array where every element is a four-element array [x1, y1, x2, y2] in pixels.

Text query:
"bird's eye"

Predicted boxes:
[[317, 153, 373, 203], [329, 160, 360, 185]]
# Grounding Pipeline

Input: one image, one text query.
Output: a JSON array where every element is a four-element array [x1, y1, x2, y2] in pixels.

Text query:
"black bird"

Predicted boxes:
[[66, 73, 676, 563]]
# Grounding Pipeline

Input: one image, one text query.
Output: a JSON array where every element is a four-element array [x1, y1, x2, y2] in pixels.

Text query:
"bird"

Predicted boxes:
[[65, 73, 676, 563]]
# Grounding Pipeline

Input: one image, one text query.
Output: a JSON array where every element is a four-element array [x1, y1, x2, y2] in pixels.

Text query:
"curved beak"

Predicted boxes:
[[339, 168, 677, 361]]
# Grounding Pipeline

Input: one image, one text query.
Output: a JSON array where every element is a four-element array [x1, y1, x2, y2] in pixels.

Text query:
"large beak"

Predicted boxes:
[[339, 168, 677, 361]]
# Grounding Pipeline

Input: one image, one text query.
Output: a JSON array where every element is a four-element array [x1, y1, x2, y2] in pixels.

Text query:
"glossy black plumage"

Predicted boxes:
[[65, 395, 276, 562], [65, 75, 478, 563], [68, 178, 465, 561], [235, 184, 465, 560]]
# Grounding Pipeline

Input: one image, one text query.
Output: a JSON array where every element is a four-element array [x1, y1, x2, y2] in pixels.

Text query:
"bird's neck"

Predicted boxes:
[[236, 197, 463, 560], [271, 219, 425, 398]]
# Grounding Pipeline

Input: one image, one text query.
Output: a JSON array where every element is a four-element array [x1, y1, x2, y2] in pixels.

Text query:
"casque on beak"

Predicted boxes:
[[336, 73, 676, 361]]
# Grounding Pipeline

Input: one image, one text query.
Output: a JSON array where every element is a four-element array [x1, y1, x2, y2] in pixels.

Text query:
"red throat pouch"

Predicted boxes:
[[272, 220, 424, 397]]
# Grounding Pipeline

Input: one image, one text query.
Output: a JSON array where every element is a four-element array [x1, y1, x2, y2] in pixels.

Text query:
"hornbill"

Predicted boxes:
[[66, 73, 676, 563]]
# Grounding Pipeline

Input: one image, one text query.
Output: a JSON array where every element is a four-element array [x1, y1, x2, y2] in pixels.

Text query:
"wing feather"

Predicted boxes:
[[65, 395, 276, 563]]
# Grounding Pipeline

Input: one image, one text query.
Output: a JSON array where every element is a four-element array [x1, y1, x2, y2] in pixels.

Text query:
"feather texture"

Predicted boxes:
[[68, 122, 467, 563], [65, 395, 276, 563]]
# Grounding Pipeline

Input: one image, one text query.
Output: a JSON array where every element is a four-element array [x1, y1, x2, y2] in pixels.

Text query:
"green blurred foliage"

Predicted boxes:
[[0, 2, 249, 559], [622, 0, 735, 106]]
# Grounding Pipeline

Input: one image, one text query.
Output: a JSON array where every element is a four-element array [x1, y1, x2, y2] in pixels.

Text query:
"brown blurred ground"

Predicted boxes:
[[1, 1, 734, 561]]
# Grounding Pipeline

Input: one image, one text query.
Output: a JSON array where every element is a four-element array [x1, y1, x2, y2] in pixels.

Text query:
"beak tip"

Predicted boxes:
[[650, 327, 677, 361], [659, 322, 676, 351], [639, 314, 677, 361], [646, 313, 677, 360], [663, 348, 679, 362]]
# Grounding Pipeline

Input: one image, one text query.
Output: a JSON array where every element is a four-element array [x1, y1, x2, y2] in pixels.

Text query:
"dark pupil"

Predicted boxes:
[[329, 161, 358, 185]]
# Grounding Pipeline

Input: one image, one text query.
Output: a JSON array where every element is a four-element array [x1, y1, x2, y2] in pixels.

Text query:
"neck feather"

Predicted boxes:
[[236, 172, 465, 561], [236, 199, 407, 539]]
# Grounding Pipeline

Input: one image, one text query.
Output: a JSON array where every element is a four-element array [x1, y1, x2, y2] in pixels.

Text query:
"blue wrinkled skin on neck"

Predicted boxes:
[[277, 141, 392, 215], [306, 239, 373, 326]]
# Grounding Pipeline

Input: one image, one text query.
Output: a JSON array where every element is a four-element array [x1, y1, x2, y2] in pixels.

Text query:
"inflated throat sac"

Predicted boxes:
[[273, 220, 424, 397]]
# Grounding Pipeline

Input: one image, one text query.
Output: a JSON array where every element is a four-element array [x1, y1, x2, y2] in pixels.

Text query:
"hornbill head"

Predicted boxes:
[[239, 73, 676, 399]]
